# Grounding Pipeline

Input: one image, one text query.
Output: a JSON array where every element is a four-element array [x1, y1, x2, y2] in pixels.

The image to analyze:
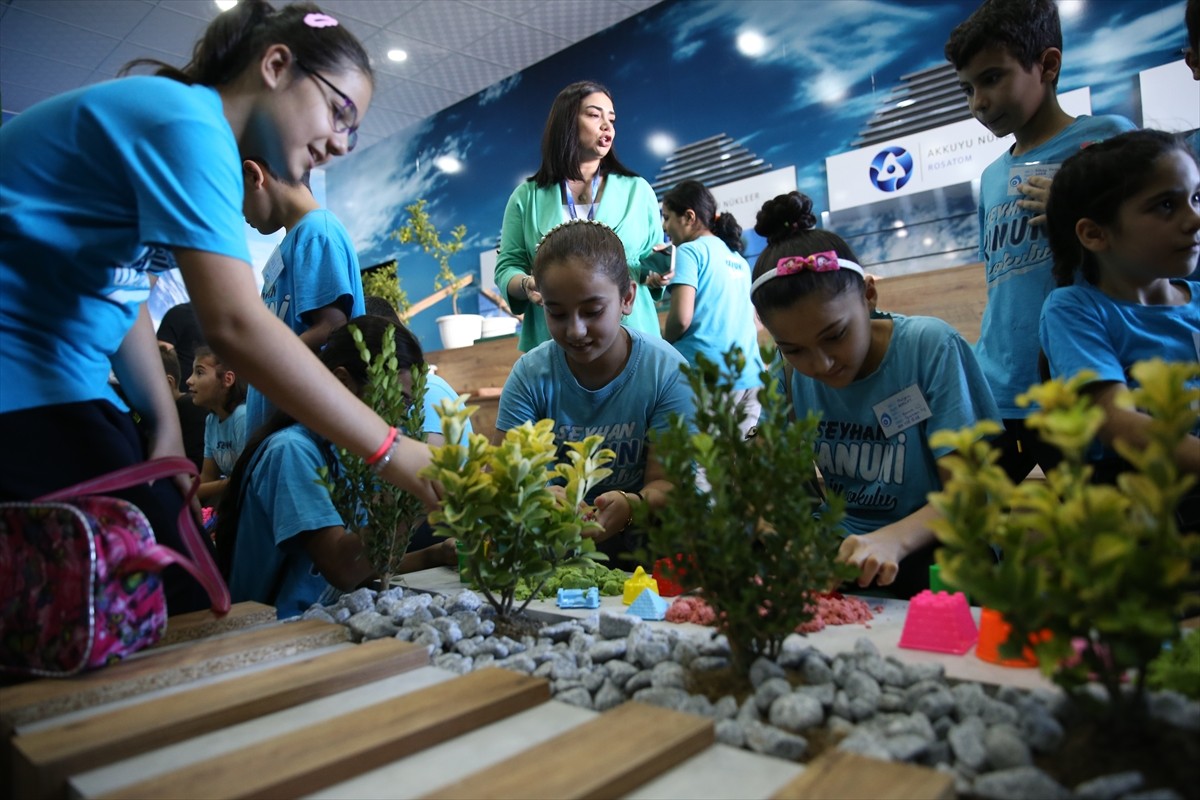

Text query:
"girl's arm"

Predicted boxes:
[[173, 249, 439, 507], [663, 285, 695, 343], [111, 304, 186, 462], [302, 525, 375, 592], [196, 457, 228, 504], [592, 446, 674, 541], [298, 303, 350, 352], [835, 464, 949, 587], [1090, 382, 1200, 474]]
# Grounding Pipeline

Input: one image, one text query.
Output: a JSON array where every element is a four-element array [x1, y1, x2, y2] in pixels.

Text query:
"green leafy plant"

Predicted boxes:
[[422, 399, 613, 619], [390, 199, 469, 315], [930, 359, 1200, 718], [642, 348, 854, 674], [361, 259, 411, 322], [1147, 631, 1200, 700], [317, 323, 428, 587]]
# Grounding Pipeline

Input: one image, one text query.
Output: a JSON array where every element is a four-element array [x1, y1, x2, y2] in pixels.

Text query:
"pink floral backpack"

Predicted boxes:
[[0, 457, 230, 677]]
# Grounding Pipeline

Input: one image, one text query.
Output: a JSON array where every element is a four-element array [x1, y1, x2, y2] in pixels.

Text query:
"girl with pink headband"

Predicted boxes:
[[749, 192, 999, 598]]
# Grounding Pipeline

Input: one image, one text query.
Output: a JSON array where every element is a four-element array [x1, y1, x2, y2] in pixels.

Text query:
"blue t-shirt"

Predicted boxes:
[[667, 235, 765, 390], [791, 315, 1000, 536], [229, 425, 343, 619], [245, 208, 366, 431], [0, 77, 249, 414], [496, 327, 694, 502], [974, 114, 1137, 418], [203, 403, 247, 476], [1040, 280, 1200, 453], [423, 372, 473, 444]]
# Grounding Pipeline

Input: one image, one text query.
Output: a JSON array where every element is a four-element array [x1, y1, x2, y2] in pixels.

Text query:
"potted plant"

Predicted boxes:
[[317, 322, 429, 587], [929, 358, 1200, 724], [390, 199, 479, 349], [641, 347, 855, 677], [421, 397, 613, 623]]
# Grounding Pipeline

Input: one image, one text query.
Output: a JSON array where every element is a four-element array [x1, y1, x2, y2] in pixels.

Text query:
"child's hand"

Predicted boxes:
[[1017, 175, 1053, 226], [836, 534, 903, 588], [590, 490, 633, 543], [645, 270, 674, 290]]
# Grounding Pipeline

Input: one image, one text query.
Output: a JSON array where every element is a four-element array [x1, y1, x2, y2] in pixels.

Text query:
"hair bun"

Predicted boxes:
[[754, 191, 817, 244]]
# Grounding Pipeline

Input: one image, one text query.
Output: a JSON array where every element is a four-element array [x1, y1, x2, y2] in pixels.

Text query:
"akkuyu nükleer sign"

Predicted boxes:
[[825, 88, 1092, 212]]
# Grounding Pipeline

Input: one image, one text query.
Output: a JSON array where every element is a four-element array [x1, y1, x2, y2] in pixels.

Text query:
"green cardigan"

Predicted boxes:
[[494, 174, 663, 353]]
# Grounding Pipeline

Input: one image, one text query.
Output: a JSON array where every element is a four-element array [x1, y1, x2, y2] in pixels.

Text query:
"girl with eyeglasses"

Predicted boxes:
[[0, 0, 439, 615]]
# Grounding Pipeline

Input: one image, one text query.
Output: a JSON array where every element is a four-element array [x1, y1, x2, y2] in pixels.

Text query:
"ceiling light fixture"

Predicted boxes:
[[215, 0, 238, 10], [736, 31, 767, 57], [647, 132, 676, 157], [434, 155, 462, 174], [387, 49, 408, 63]]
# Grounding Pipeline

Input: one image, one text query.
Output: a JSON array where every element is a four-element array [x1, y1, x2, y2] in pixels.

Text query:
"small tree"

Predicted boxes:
[[422, 398, 614, 619], [643, 348, 855, 674], [361, 259, 412, 322], [929, 359, 1200, 719], [317, 323, 429, 587], [390, 199, 469, 315]]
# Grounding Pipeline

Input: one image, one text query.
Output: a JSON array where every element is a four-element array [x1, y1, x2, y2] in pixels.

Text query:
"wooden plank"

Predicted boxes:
[[0, 619, 348, 730], [12, 638, 428, 800], [153, 602, 276, 648], [95, 668, 550, 800], [422, 701, 714, 800], [771, 749, 955, 800]]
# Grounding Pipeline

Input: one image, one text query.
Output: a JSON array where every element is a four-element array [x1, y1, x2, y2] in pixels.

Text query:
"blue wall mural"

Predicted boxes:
[[326, 0, 1188, 351]]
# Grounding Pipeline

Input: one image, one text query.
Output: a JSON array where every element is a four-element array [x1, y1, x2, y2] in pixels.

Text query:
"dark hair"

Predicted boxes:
[[533, 219, 631, 296], [159, 343, 182, 387], [529, 81, 639, 187], [192, 346, 247, 415], [944, 0, 1062, 88], [750, 192, 864, 316], [214, 315, 424, 577], [1046, 129, 1196, 287], [662, 180, 744, 254], [364, 295, 402, 325], [122, 0, 372, 88], [1188, 0, 1200, 54]]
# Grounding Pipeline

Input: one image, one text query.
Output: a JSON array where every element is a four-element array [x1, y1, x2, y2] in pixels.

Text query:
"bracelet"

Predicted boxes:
[[621, 490, 644, 531], [370, 437, 401, 475], [366, 426, 398, 466], [521, 275, 535, 297]]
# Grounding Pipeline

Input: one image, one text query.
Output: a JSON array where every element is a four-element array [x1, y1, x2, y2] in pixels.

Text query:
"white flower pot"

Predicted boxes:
[[436, 314, 483, 349], [480, 316, 519, 339]]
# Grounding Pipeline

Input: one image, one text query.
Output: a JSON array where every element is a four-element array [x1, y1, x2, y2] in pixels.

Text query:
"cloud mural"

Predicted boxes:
[[325, 0, 1187, 350]]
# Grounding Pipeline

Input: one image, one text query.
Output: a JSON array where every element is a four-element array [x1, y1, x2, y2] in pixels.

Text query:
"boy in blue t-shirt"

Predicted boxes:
[[944, 0, 1136, 482], [242, 160, 365, 432]]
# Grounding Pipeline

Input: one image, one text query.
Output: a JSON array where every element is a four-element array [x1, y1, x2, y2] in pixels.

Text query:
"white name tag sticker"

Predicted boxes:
[[873, 384, 933, 438], [260, 246, 285, 294], [1007, 162, 1060, 196]]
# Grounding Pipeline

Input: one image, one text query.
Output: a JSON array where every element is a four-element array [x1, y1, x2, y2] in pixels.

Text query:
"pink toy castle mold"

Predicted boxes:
[[898, 589, 978, 655]]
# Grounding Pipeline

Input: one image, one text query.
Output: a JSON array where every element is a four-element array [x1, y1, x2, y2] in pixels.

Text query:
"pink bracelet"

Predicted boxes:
[[366, 426, 399, 466]]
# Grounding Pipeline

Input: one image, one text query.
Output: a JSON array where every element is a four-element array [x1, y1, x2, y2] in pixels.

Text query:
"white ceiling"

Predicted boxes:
[[0, 0, 661, 154]]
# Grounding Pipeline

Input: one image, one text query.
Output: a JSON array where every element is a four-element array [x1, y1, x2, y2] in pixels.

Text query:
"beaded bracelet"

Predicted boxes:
[[370, 437, 402, 475], [366, 426, 398, 467]]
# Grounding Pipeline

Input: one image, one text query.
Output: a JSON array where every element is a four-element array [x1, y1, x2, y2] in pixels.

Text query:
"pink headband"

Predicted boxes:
[[749, 250, 865, 295]]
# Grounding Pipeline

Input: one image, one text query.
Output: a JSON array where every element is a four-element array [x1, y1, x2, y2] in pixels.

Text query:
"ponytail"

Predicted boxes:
[[710, 212, 745, 254], [122, 0, 371, 87], [662, 179, 744, 253]]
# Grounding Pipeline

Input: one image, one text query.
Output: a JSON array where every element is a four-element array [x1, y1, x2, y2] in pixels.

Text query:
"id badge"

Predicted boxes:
[[1007, 162, 1060, 196], [260, 247, 285, 294], [872, 384, 933, 438]]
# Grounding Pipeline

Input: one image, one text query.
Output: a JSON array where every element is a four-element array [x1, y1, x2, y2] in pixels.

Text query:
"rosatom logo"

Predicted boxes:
[[869, 146, 914, 192]]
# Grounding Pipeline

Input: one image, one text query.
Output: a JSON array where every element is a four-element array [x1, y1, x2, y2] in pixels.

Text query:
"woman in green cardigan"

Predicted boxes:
[[495, 80, 664, 353]]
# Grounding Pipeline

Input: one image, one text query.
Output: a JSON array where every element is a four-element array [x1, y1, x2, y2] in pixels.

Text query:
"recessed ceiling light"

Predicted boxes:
[[736, 31, 767, 57], [1057, 0, 1085, 20], [647, 132, 676, 157], [214, 0, 237, 11], [434, 155, 462, 174], [387, 49, 408, 63]]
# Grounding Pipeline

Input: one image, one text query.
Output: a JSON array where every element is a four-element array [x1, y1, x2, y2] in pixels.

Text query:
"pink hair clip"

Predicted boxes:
[[304, 12, 339, 28], [776, 251, 839, 275]]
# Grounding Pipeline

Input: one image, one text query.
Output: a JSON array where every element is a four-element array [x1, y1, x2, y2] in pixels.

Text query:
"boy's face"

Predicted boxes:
[[956, 44, 1053, 140]]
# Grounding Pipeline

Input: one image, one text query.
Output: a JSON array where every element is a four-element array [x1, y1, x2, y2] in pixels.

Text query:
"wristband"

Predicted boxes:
[[366, 426, 398, 466]]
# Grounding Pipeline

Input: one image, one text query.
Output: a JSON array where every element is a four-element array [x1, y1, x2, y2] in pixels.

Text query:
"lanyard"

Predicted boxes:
[[563, 172, 601, 221]]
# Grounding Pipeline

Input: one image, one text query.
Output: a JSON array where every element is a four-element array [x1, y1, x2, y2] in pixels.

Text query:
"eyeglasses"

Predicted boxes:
[[295, 60, 359, 152]]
